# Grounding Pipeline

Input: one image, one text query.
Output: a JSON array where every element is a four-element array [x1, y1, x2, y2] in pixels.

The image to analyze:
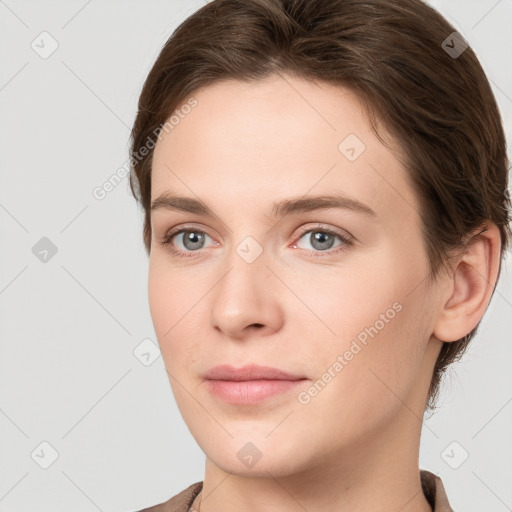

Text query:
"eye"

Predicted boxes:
[[292, 226, 353, 258], [157, 224, 353, 259], [157, 226, 218, 258]]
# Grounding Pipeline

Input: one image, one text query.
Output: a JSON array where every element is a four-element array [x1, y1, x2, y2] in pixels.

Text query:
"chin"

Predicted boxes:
[[201, 435, 312, 478]]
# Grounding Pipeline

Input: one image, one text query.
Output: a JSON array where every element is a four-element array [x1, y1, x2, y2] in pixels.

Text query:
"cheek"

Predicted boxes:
[[147, 260, 170, 337], [148, 256, 235, 405], [297, 250, 431, 400], [148, 256, 194, 333], [148, 259, 207, 376], [295, 296, 430, 448], [286, 260, 403, 352]]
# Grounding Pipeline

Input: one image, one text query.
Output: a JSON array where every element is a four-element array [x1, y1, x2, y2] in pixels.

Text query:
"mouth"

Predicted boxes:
[[203, 364, 308, 404]]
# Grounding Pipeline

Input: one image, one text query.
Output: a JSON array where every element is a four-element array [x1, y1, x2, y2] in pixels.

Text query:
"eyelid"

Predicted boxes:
[[292, 223, 354, 246], [164, 222, 354, 243], [165, 223, 218, 241], [160, 222, 354, 258], [166, 223, 220, 248]]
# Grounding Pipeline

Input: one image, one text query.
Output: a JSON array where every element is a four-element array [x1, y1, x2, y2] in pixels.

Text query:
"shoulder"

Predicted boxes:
[[136, 481, 203, 512], [420, 469, 454, 512]]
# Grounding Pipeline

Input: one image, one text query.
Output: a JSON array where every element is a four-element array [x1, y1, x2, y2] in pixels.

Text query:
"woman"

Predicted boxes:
[[128, 0, 511, 510]]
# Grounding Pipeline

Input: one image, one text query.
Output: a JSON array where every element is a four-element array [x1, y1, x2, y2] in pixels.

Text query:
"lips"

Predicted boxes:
[[203, 364, 308, 405], [203, 364, 305, 381]]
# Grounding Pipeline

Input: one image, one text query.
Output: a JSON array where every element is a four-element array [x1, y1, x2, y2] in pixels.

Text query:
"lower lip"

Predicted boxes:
[[206, 379, 307, 404]]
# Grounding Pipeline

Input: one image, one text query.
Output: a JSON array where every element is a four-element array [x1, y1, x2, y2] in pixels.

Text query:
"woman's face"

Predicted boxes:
[[148, 74, 443, 477]]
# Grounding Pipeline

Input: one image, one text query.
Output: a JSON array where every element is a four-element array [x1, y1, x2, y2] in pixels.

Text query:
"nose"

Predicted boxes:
[[209, 246, 285, 341]]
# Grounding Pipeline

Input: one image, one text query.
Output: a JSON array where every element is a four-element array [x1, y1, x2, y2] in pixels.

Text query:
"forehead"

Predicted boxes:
[[150, 75, 417, 222]]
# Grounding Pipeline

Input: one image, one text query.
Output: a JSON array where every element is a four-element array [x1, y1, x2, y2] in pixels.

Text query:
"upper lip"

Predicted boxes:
[[204, 364, 305, 381]]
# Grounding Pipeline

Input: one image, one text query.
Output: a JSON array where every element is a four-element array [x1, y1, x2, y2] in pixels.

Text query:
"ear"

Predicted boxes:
[[433, 222, 502, 342]]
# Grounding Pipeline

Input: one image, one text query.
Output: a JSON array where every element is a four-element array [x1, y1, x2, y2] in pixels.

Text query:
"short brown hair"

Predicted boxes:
[[129, 0, 511, 413]]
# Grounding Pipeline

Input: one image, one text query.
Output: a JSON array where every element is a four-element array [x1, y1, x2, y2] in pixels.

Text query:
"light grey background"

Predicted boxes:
[[0, 1, 511, 511]]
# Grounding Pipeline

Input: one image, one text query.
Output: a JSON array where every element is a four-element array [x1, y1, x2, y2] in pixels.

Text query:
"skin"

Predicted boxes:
[[148, 73, 501, 512]]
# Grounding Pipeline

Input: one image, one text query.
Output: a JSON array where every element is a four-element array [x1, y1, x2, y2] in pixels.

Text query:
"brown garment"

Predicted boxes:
[[137, 469, 453, 512]]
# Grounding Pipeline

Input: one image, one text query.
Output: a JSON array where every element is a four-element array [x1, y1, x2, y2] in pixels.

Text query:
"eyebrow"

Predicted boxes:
[[150, 192, 377, 219]]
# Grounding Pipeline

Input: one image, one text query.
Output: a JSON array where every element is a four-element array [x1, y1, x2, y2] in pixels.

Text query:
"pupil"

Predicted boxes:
[[312, 231, 334, 250], [184, 231, 203, 250]]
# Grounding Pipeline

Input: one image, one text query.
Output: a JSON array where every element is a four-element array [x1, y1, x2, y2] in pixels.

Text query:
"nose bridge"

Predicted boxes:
[[216, 232, 267, 305], [209, 231, 282, 337], [234, 234, 265, 266]]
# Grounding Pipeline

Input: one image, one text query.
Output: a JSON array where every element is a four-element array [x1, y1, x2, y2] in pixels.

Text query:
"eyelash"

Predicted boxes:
[[157, 224, 353, 259]]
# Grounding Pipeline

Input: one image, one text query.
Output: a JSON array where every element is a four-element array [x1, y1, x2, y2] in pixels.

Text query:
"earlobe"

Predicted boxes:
[[432, 223, 502, 343]]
